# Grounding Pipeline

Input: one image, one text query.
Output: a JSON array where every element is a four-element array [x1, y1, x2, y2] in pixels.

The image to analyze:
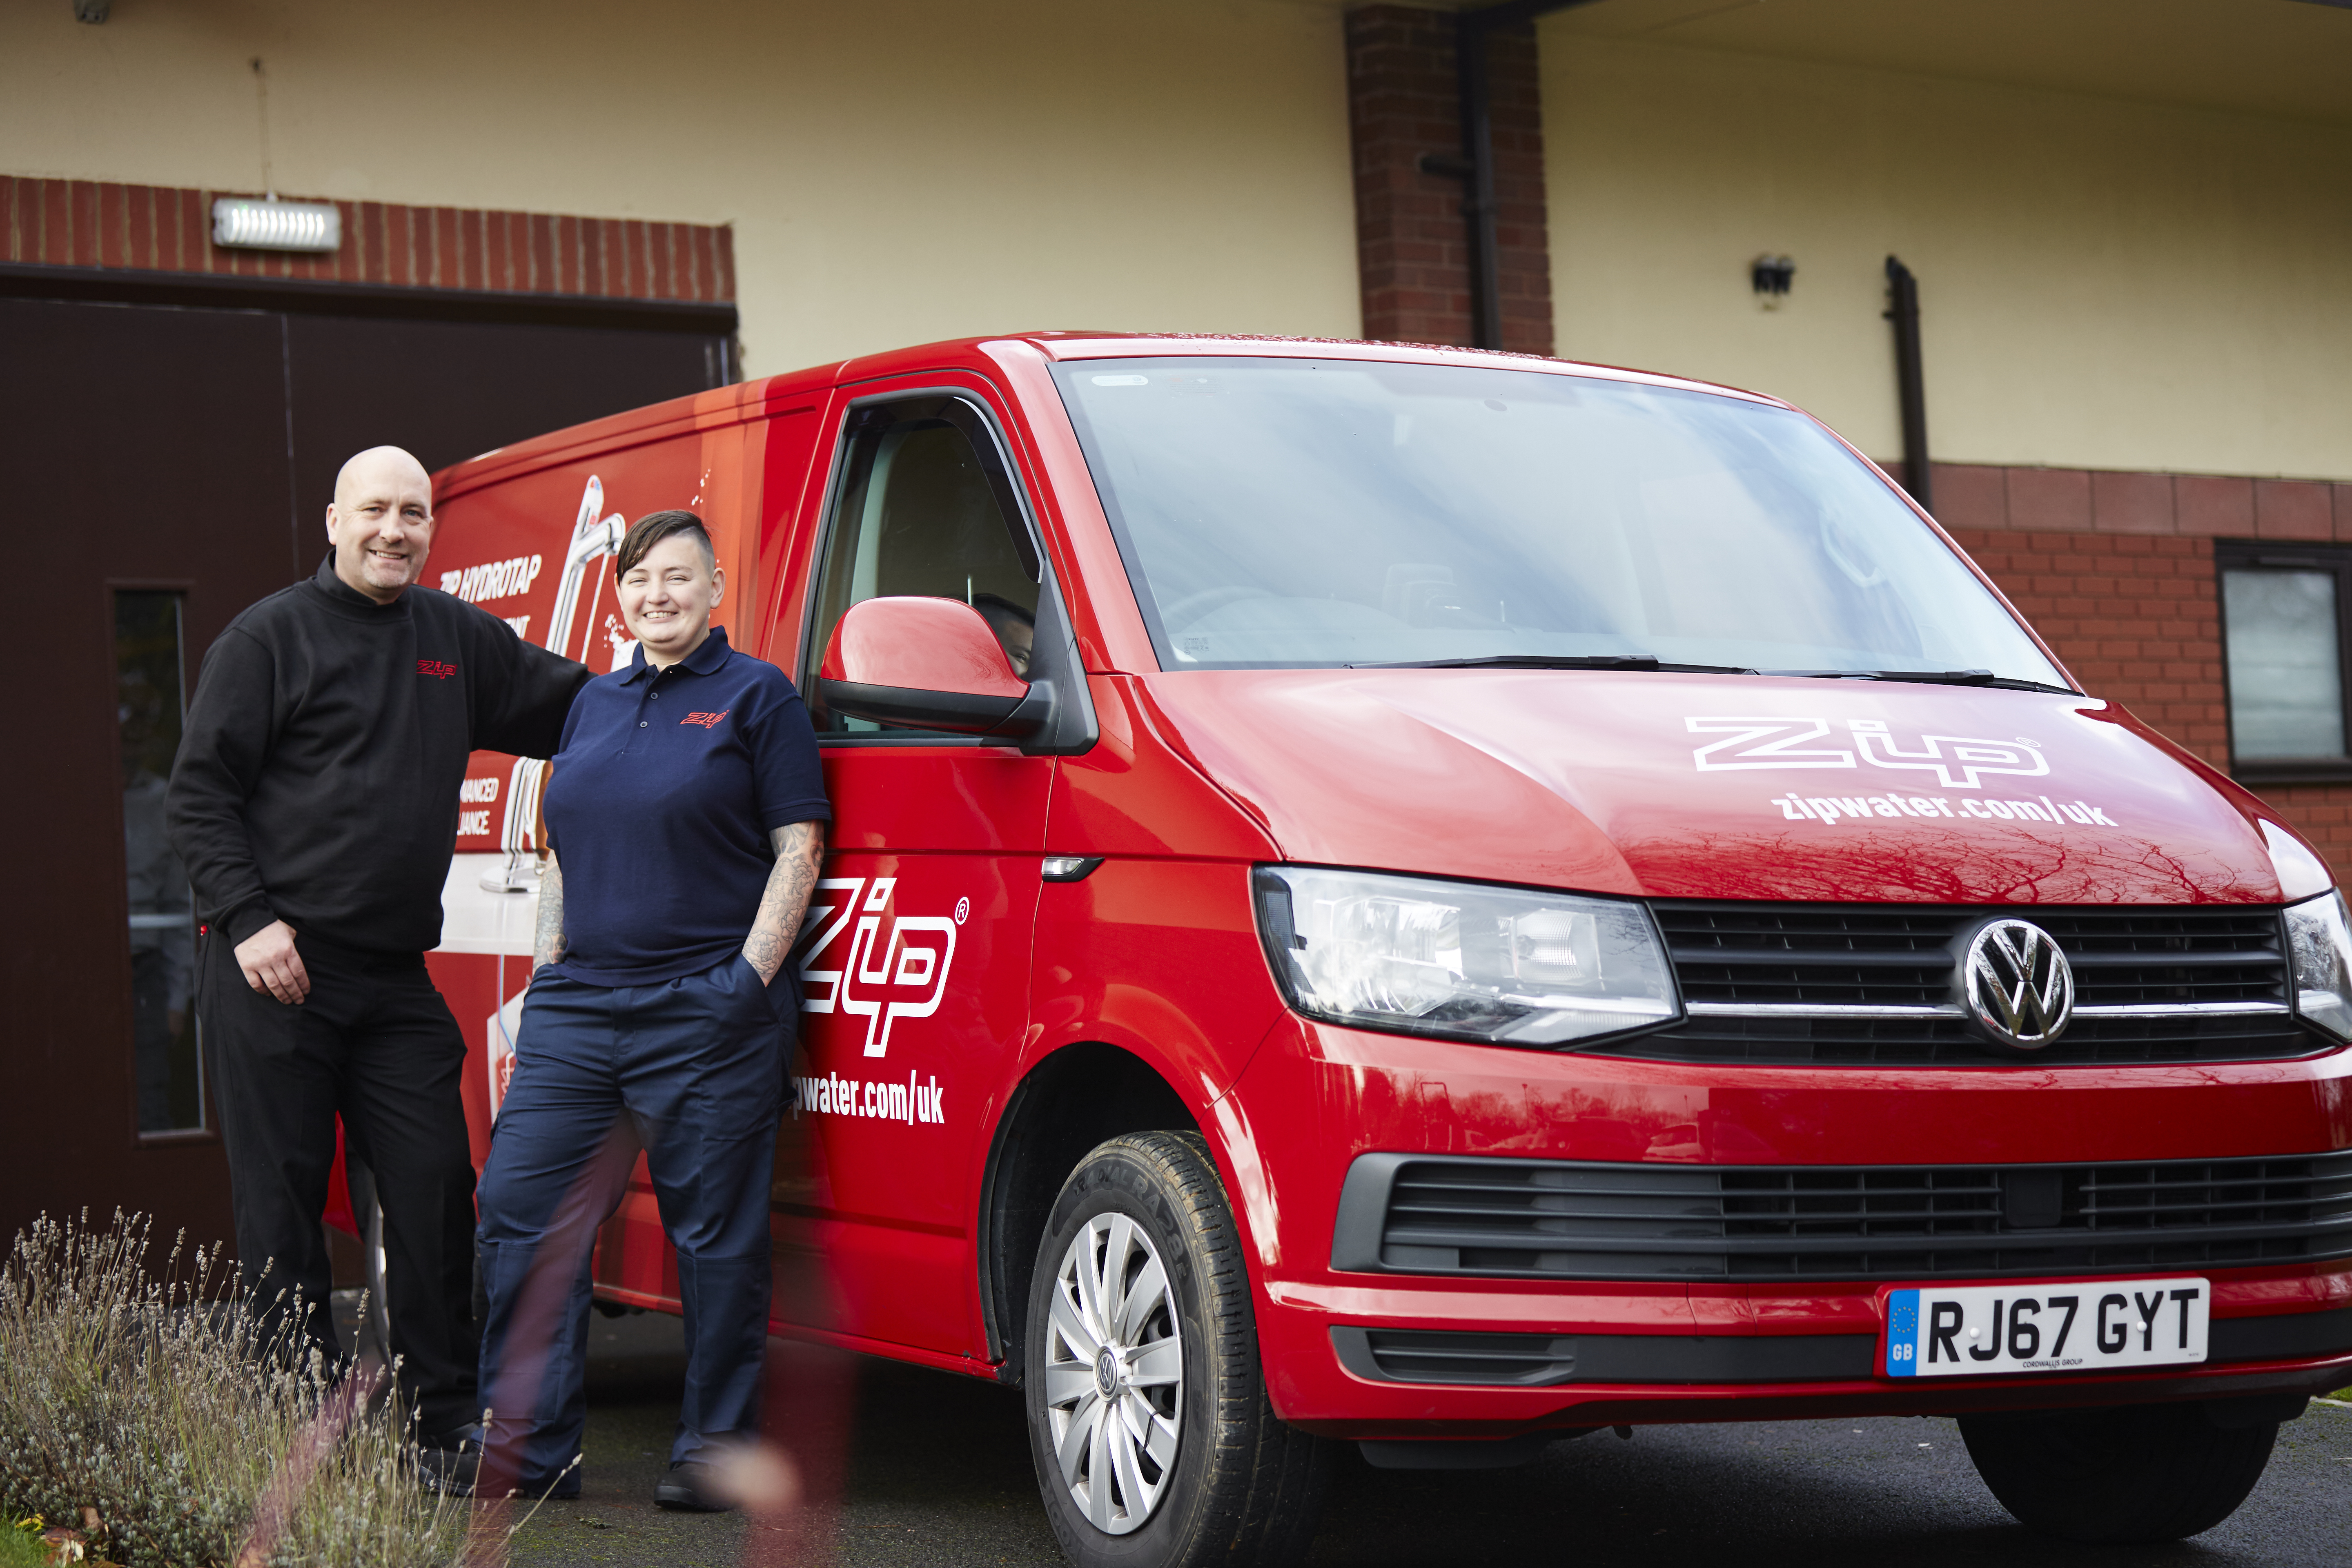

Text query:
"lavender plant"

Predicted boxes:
[[0, 1213, 475, 1568]]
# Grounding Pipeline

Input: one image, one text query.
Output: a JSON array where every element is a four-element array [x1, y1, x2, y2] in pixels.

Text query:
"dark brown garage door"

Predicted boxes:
[[0, 274, 731, 1256]]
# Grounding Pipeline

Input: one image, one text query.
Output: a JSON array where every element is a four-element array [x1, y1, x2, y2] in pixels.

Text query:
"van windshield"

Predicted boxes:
[[1051, 357, 2068, 686]]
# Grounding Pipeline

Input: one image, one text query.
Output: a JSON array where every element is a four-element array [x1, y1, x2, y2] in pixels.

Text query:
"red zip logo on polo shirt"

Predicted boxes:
[[682, 710, 729, 728], [416, 659, 458, 680]]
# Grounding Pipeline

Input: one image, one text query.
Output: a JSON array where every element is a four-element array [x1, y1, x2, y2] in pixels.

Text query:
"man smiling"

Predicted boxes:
[[168, 446, 588, 1457]]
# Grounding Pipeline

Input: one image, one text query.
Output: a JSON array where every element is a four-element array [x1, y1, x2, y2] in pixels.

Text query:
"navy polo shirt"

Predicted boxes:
[[543, 626, 830, 989]]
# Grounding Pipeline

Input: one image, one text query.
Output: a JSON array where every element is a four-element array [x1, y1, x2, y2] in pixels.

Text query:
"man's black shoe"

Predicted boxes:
[[431, 1464, 580, 1502], [510, 1470, 583, 1501], [654, 1460, 733, 1512], [417, 1424, 482, 1497], [417, 1430, 580, 1501], [417, 1441, 478, 1497]]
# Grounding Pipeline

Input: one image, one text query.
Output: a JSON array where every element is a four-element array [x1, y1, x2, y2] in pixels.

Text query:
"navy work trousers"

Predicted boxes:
[[475, 954, 788, 1488]]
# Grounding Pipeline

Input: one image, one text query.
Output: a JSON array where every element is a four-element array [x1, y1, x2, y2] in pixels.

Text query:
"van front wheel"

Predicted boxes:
[[1023, 1132, 1331, 1568], [1958, 1401, 2278, 1543]]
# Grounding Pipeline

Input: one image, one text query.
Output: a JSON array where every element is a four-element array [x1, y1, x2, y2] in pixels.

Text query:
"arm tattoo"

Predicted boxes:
[[533, 854, 567, 968], [743, 821, 827, 985]]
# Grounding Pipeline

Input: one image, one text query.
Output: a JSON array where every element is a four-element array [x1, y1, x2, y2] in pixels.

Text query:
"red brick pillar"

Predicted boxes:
[[1345, 5, 1554, 355]]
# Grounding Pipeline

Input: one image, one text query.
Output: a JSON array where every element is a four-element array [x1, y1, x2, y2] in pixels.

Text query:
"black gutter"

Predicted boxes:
[[0, 261, 739, 336], [1883, 255, 1931, 513], [1420, 0, 1603, 351]]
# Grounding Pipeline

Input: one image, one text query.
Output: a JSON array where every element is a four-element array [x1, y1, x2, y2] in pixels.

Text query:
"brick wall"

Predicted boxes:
[[1935, 460, 2352, 879], [1344, 5, 1552, 354], [1, 175, 733, 303], [1950, 525, 2229, 758]]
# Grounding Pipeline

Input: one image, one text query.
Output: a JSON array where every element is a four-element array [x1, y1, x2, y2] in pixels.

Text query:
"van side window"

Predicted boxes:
[[809, 397, 1042, 734]]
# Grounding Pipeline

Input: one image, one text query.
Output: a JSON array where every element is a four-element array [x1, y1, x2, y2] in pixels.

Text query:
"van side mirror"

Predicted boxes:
[[818, 596, 1044, 737]]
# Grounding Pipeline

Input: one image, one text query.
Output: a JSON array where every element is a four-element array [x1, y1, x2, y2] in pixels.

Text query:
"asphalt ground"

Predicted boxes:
[[484, 1309, 2351, 1568]]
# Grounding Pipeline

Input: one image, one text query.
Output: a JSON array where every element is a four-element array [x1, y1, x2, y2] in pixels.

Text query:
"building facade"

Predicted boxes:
[[3, 0, 2347, 1250]]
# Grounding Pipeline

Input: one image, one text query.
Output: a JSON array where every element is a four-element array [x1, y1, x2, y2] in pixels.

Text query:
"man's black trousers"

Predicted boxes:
[[198, 930, 479, 1437]]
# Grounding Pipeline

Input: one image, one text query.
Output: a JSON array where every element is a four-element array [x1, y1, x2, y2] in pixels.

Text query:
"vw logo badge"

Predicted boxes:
[[1962, 919, 2075, 1051]]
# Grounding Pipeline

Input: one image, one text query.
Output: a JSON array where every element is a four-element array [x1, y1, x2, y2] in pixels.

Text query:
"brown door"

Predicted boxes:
[[0, 287, 727, 1258]]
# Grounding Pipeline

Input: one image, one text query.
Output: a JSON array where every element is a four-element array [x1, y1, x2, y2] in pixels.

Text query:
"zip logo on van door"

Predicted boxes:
[[795, 877, 961, 1057], [1687, 717, 2049, 790]]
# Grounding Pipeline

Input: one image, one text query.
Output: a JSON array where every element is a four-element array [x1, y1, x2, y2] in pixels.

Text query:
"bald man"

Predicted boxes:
[[169, 446, 589, 1454]]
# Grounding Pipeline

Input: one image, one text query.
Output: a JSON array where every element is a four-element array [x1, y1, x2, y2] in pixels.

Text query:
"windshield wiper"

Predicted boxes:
[[1342, 657, 2074, 691], [1767, 668, 2078, 694], [1347, 654, 1756, 673]]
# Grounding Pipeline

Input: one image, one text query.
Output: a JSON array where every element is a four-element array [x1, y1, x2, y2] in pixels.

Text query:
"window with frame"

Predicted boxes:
[[116, 588, 205, 1134], [805, 396, 1043, 737], [2218, 541, 2352, 782]]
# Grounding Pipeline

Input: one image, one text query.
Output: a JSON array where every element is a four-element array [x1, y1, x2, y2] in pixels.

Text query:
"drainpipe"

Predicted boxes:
[[1455, 7, 1506, 352], [1884, 255, 1933, 513], [1417, 0, 1601, 351]]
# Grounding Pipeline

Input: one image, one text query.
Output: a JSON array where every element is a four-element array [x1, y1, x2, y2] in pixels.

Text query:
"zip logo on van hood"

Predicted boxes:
[[1688, 716, 2049, 789], [795, 876, 962, 1057], [1689, 716, 2125, 830]]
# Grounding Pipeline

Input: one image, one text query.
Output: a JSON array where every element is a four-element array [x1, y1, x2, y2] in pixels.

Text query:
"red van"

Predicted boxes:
[[417, 334, 2352, 1564]]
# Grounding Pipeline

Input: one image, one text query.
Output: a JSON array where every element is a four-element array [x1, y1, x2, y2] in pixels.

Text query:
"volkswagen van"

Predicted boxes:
[[416, 334, 2352, 1564]]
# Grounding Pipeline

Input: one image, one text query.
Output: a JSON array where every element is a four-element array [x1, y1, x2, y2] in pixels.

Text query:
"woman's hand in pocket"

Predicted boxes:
[[742, 938, 784, 987]]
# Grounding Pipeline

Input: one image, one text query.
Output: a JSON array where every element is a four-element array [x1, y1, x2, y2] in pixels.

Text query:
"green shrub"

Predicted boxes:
[[0, 1212, 472, 1568]]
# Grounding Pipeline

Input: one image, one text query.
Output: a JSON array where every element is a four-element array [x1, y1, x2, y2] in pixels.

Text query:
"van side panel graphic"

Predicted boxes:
[[796, 875, 964, 1056]]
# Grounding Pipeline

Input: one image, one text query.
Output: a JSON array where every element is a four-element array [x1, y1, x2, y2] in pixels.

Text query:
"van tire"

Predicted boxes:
[[1958, 1401, 2278, 1542], [1023, 1131, 1332, 1568]]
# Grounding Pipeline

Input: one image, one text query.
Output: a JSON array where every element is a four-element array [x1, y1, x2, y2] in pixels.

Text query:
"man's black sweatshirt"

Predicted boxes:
[[168, 557, 591, 955]]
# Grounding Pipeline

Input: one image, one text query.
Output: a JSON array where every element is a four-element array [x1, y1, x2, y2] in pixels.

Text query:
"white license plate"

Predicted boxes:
[[1882, 1278, 2209, 1378]]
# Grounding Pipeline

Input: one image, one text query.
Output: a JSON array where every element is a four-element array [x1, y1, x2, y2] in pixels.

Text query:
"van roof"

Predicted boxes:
[[430, 332, 1792, 502]]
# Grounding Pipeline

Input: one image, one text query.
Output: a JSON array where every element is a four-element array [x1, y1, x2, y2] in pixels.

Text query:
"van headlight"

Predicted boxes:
[[1251, 866, 1681, 1047], [2286, 890, 2352, 1043]]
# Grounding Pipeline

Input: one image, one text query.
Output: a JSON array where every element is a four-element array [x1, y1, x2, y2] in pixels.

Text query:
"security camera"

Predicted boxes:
[[1750, 254, 1796, 309]]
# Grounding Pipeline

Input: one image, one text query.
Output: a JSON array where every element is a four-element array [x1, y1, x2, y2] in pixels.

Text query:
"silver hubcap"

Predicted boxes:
[[1042, 1212, 1184, 1535]]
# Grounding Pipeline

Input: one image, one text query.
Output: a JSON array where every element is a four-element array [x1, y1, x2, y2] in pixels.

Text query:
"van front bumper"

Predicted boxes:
[[1257, 1273, 2352, 1439], [1227, 1016, 2352, 1437]]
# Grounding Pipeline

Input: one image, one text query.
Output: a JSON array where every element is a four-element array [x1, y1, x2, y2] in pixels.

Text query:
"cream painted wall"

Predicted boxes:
[[2, 0, 1362, 375], [1538, 27, 2352, 479]]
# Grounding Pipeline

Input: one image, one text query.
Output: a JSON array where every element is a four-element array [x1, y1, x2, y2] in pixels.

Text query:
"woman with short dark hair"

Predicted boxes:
[[444, 510, 829, 1510]]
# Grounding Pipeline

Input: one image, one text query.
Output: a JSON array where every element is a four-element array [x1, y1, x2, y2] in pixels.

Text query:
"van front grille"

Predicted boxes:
[[1339, 1151, 2352, 1283], [1600, 1011, 2321, 1067], [1609, 901, 2316, 1066]]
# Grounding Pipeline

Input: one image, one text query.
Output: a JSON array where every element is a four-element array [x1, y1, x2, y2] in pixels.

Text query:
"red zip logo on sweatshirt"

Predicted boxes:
[[682, 710, 728, 729], [417, 659, 458, 680]]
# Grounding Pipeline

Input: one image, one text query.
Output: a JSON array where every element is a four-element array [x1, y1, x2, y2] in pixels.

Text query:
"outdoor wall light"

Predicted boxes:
[[212, 197, 342, 254], [73, 0, 109, 21], [1751, 253, 1796, 308]]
